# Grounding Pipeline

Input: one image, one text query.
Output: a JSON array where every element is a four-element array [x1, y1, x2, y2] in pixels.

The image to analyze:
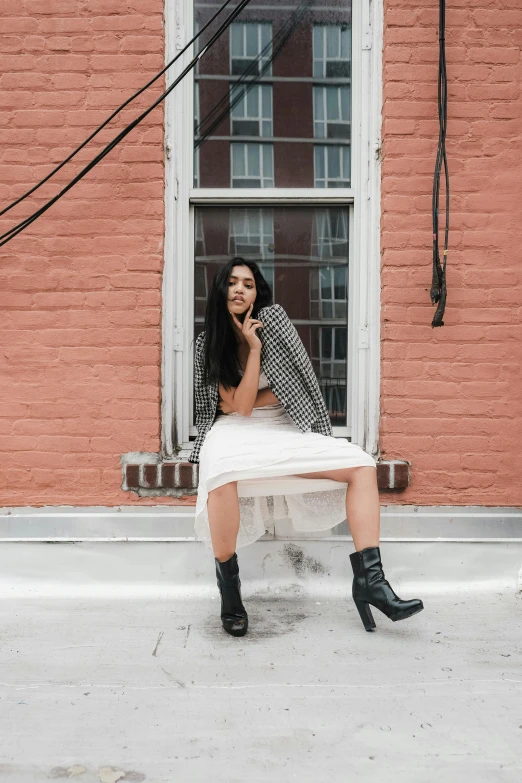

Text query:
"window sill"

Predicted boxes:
[[121, 456, 410, 495]]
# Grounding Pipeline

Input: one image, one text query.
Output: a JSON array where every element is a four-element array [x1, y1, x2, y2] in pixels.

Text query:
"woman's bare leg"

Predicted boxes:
[[207, 481, 240, 562], [293, 466, 380, 551]]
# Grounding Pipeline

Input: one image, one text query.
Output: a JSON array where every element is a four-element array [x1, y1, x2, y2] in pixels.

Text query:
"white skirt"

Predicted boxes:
[[193, 402, 377, 551]]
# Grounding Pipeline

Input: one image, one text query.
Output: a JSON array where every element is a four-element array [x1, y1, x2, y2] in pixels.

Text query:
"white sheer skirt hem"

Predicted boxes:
[[193, 405, 377, 552]]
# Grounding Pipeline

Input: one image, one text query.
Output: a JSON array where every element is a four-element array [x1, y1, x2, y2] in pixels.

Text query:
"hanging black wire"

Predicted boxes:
[[0, 0, 253, 247], [430, 0, 449, 327], [0, 0, 238, 222]]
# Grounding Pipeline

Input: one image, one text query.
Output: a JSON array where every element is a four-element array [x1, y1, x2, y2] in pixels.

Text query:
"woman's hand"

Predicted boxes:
[[217, 397, 234, 414], [230, 302, 263, 351]]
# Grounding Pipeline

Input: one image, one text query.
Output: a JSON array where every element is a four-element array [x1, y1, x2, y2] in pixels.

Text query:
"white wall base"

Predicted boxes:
[[0, 506, 521, 598]]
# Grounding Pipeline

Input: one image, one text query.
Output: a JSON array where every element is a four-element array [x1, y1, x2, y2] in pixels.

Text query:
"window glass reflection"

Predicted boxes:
[[194, 205, 350, 426], [194, 1, 352, 188]]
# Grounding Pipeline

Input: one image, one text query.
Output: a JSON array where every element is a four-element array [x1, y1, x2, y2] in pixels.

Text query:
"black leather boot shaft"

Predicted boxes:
[[215, 552, 248, 637], [349, 546, 424, 631]]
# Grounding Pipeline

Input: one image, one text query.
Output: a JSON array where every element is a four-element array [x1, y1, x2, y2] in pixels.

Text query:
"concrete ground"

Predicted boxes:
[[0, 541, 521, 782]]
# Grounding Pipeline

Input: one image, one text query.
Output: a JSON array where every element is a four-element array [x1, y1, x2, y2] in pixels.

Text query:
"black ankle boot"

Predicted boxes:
[[215, 552, 248, 637], [349, 546, 424, 631]]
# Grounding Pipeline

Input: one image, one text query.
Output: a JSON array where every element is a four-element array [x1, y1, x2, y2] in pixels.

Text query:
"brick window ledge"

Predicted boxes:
[[122, 456, 410, 496]]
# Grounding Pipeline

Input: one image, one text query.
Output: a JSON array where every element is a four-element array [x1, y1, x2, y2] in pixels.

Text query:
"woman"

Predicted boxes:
[[189, 257, 424, 637]]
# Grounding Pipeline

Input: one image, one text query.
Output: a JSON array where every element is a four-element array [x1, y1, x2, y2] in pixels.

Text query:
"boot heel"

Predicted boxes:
[[354, 598, 376, 632]]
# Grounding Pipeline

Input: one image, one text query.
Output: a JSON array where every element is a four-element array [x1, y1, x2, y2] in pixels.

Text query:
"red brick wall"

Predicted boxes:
[[0, 1, 521, 508], [0, 1, 170, 506], [381, 0, 522, 504]]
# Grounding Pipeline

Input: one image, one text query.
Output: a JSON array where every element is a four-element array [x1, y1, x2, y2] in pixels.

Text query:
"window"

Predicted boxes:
[[314, 145, 351, 188], [312, 208, 349, 260], [163, 0, 382, 460], [313, 86, 351, 140], [315, 326, 348, 424], [231, 143, 274, 188], [319, 265, 348, 319], [230, 22, 273, 76], [313, 23, 352, 78], [230, 84, 272, 137], [195, 205, 349, 424], [229, 208, 275, 291], [229, 208, 274, 260]]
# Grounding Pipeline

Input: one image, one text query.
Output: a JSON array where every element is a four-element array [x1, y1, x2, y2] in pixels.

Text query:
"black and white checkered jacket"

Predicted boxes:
[[188, 303, 333, 464]]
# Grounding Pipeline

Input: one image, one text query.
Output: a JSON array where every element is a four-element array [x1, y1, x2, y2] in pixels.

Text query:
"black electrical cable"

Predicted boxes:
[[0, 0, 237, 221], [0, 0, 253, 247], [430, 0, 449, 327]]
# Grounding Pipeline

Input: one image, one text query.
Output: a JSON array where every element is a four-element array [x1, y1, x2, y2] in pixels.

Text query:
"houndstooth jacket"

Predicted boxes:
[[188, 303, 333, 464]]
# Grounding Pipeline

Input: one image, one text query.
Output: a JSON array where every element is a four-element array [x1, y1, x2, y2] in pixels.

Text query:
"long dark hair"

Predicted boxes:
[[198, 257, 273, 390]]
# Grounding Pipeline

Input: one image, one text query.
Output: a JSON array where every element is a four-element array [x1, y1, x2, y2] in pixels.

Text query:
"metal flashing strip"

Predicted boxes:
[[0, 506, 520, 542]]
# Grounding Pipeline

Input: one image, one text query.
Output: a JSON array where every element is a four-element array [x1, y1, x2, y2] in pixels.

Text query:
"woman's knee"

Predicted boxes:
[[208, 480, 238, 497]]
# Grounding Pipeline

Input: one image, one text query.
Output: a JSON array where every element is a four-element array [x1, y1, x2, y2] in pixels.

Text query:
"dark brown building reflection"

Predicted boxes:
[[193, 1, 352, 427]]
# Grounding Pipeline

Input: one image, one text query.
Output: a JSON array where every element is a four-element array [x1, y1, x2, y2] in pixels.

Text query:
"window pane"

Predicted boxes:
[[314, 146, 325, 184], [232, 143, 245, 175], [246, 87, 257, 115], [194, 206, 350, 426], [340, 86, 350, 121], [327, 146, 340, 178], [326, 87, 338, 120], [262, 145, 274, 181], [246, 23, 258, 56], [247, 143, 260, 175], [194, 1, 352, 188], [341, 25, 351, 59], [261, 84, 271, 117], [326, 25, 338, 58]]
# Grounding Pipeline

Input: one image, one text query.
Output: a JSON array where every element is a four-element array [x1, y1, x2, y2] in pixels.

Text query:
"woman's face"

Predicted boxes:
[[226, 265, 257, 318]]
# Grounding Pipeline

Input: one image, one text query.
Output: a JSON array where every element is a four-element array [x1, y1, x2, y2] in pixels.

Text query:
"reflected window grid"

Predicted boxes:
[[313, 23, 352, 78], [230, 83, 273, 138], [195, 205, 349, 426], [314, 145, 350, 188], [194, 7, 353, 190], [313, 85, 351, 140], [195, 211, 206, 258], [229, 208, 274, 260], [230, 21, 273, 76], [312, 209, 349, 259], [231, 142, 274, 188], [319, 266, 348, 320], [319, 325, 348, 423], [320, 325, 347, 373], [229, 208, 275, 292]]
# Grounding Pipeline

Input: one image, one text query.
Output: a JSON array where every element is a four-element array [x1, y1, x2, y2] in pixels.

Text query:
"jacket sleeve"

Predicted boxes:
[[193, 331, 208, 432], [268, 304, 333, 436]]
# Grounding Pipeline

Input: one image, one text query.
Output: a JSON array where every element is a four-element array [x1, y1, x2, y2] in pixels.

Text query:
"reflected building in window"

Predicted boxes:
[[193, 1, 352, 428]]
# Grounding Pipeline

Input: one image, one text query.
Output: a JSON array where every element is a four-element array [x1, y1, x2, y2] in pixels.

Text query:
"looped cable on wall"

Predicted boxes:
[[430, 0, 449, 327]]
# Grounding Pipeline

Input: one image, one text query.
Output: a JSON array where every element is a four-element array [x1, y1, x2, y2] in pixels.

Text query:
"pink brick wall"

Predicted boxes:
[[0, 1, 171, 506], [381, 0, 522, 505], [0, 1, 520, 508]]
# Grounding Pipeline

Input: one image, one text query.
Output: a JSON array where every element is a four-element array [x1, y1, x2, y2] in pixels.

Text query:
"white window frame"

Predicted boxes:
[[162, 0, 383, 461]]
